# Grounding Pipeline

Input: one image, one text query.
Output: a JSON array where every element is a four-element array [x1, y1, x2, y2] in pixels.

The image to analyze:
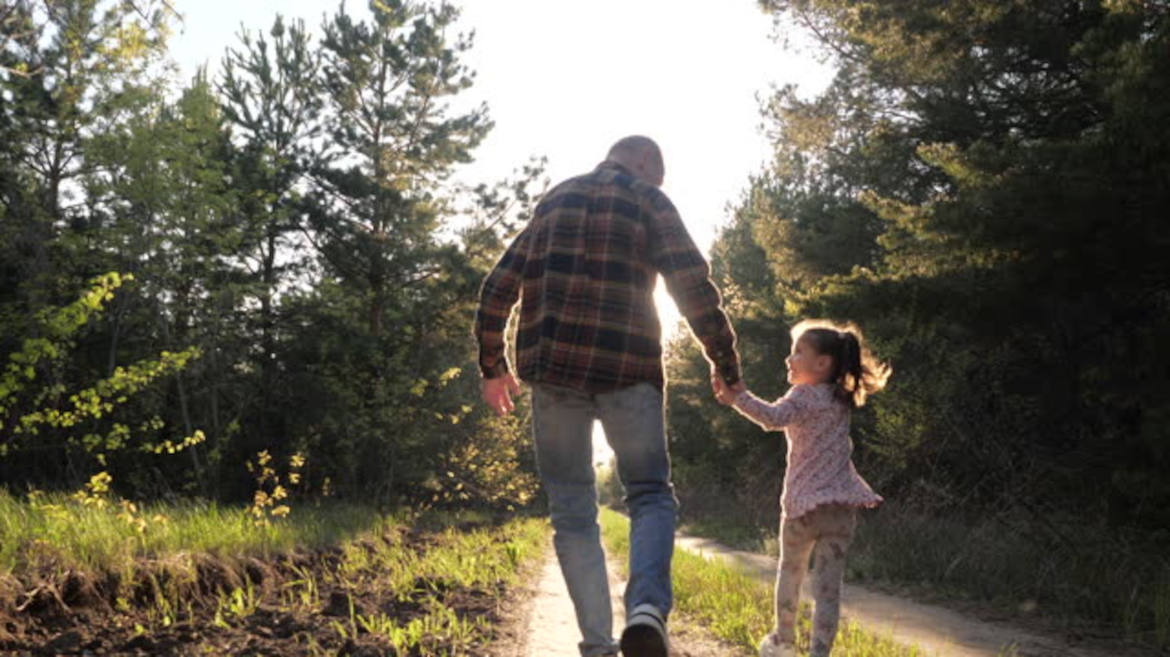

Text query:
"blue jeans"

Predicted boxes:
[[531, 382, 678, 657]]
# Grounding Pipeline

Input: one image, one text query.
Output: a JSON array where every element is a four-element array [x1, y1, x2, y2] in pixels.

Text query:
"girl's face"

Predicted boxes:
[[785, 336, 833, 385]]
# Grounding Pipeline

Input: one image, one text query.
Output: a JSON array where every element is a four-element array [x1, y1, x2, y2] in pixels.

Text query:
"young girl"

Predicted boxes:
[[713, 320, 891, 657]]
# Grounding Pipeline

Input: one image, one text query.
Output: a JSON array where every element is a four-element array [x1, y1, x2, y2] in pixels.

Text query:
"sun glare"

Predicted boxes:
[[591, 283, 681, 469], [592, 421, 613, 468]]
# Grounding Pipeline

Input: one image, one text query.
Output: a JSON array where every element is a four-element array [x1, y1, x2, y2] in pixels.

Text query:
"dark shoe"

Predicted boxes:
[[620, 603, 668, 657]]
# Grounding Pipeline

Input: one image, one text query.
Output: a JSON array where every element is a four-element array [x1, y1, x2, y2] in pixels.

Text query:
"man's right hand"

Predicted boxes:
[[482, 373, 522, 416], [710, 371, 745, 405]]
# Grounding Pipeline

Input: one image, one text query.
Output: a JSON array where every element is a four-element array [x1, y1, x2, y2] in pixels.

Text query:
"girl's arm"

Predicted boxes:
[[730, 387, 809, 431]]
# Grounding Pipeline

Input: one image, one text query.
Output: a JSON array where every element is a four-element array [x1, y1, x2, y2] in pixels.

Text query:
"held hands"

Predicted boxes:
[[484, 369, 740, 414], [710, 369, 746, 406], [482, 373, 521, 416]]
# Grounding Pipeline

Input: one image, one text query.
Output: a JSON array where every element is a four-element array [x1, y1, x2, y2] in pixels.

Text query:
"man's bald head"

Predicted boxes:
[[606, 135, 665, 187]]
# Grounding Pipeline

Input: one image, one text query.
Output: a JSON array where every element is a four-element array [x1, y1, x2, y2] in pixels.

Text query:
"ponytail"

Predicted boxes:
[[791, 320, 891, 408]]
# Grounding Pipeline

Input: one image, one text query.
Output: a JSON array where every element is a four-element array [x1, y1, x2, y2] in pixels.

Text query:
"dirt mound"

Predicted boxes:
[[1, 526, 518, 656]]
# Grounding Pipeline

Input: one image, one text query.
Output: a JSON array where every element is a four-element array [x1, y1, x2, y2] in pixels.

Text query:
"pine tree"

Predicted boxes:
[[677, 0, 1170, 525]]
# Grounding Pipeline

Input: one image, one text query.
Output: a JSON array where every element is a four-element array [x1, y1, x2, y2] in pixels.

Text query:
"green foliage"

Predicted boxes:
[[670, 0, 1170, 644], [0, 272, 126, 410], [216, 13, 323, 473], [0, 274, 200, 465], [752, 0, 1170, 522], [0, 0, 172, 324], [1, 0, 544, 506]]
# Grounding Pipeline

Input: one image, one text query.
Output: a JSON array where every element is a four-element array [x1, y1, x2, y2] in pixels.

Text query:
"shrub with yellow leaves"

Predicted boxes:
[[246, 450, 307, 526]]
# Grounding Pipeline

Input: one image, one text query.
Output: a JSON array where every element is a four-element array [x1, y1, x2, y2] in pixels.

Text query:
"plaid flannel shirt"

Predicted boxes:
[[473, 162, 741, 393]]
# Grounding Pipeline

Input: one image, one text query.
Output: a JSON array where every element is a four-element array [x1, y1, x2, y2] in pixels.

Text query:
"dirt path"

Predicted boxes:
[[523, 546, 617, 657], [675, 533, 1148, 657], [522, 541, 745, 657]]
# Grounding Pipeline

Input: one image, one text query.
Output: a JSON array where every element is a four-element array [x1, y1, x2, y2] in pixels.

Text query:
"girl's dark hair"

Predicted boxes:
[[792, 320, 891, 408]]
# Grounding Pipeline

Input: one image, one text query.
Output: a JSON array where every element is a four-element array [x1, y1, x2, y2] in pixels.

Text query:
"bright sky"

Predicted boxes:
[[168, 0, 834, 465]]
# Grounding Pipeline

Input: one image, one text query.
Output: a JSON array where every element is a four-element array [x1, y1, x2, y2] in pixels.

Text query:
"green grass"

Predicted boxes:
[[0, 488, 401, 576], [681, 513, 772, 553], [1, 487, 550, 655], [666, 487, 1170, 651], [600, 508, 924, 657], [847, 504, 1170, 649], [323, 514, 548, 654]]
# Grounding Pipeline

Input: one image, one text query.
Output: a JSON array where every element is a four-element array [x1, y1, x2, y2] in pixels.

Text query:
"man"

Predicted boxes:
[[473, 136, 742, 657]]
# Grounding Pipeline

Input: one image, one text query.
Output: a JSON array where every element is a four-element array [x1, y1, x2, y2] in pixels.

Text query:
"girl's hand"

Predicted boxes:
[[710, 373, 745, 405]]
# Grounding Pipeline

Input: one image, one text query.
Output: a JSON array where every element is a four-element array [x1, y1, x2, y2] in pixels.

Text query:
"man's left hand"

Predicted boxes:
[[482, 373, 522, 416]]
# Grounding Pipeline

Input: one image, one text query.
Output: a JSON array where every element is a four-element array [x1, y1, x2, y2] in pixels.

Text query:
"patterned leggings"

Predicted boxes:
[[772, 503, 857, 657]]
